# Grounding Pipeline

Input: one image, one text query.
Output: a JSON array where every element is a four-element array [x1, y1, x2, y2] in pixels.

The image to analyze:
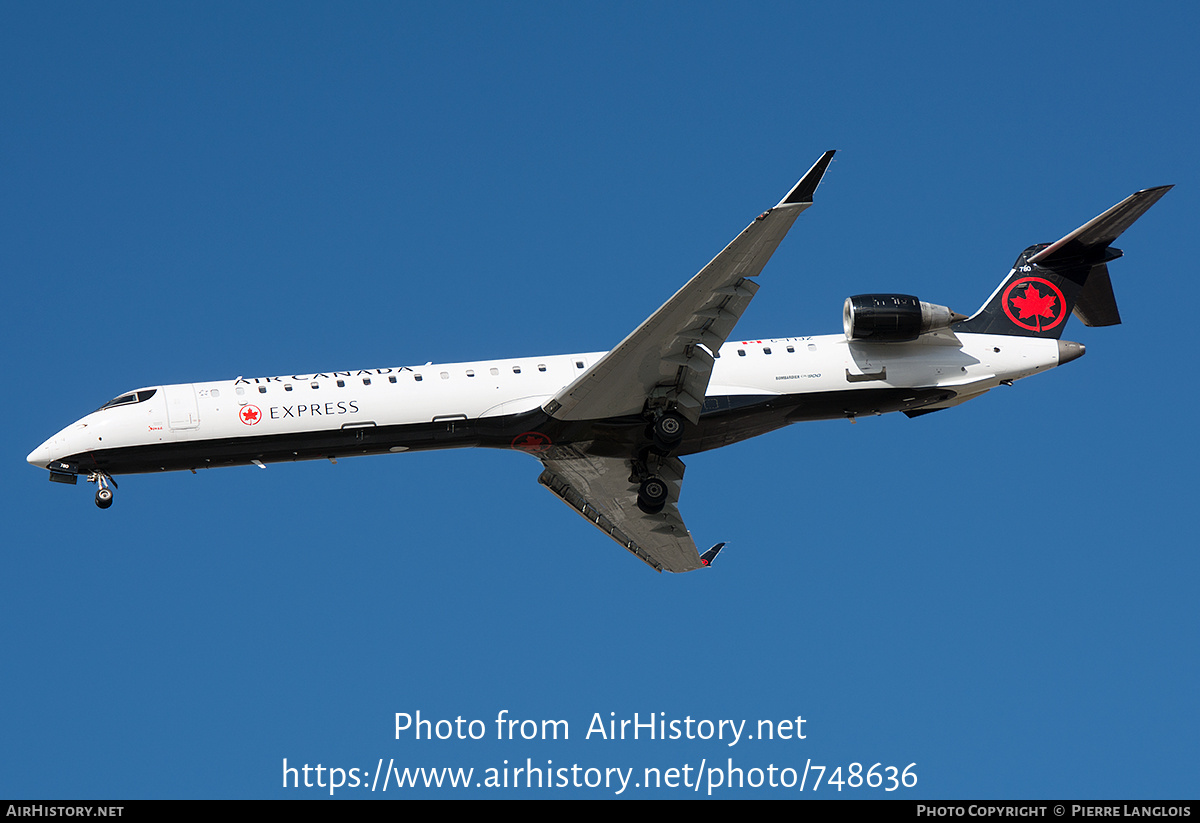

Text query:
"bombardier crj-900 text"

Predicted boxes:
[[28, 152, 1171, 573]]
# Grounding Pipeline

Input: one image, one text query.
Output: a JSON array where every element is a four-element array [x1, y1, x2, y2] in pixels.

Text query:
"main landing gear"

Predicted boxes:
[[634, 409, 687, 514], [637, 476, 668, 515], [651, 411, 685, 453], [87, 472, 117, 509]]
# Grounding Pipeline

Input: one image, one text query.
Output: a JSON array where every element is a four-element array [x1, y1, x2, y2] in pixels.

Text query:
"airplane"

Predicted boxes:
[[27, 151, 1171, 573]]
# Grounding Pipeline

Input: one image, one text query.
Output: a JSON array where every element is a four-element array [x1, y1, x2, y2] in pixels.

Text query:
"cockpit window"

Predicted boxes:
[[97, 388, 158, 411]]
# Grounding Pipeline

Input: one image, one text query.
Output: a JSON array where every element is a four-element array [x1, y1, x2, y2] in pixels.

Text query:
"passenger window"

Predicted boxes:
[[738, 349, 746, 357], [258, 386, 267, 394], [311, 382, 319, 389], [490, 367, 499, 376], [440, 372, 449, 380], [787, 346, 795, 353], [337, 379, 345, 387], [285, 385, 293, 392], [211, 388, 220, 397], [363, 378, 371, 386], [513, 366, 522, 374], [763, 347, 772, 355], [538, 364, 547, 372], [414, 374, 423, 382], [236, 386, 245, 396], [466, 370, 475, 377], [389, 376, 397, 383]]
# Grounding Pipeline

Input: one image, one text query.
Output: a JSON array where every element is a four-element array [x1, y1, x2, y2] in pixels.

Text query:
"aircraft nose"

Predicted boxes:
[[27, 440, 53, 468], [27, 430, 68, 469]]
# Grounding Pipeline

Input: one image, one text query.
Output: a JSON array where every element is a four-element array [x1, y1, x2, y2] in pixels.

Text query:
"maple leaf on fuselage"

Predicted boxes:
[[516, 435, 549, 451], [1010, 285, 1058, 330]]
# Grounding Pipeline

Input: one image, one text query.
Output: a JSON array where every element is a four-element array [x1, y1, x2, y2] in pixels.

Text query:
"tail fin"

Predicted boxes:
[[955, 186, 1171, 338]]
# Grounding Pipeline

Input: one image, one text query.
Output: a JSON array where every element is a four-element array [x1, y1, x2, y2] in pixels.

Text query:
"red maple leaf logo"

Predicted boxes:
[[239, 405, 261, 425], [1002, 277, 1065, 332], [1011, 285, 1057, 324], [511, 432, 551, 453]]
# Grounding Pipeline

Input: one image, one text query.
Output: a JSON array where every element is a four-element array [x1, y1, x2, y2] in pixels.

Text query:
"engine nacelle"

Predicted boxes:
[[843, 294, 963, 342]]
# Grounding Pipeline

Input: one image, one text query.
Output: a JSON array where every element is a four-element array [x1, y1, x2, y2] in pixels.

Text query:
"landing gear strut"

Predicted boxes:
[[634, 415, 679, 512], [87, 472, 117, 509]]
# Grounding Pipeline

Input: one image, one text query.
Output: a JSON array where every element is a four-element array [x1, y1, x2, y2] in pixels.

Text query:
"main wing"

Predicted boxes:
[[538, 153, 836, 571], [538, 449, 697, 572], [542, 150, 836, 425]]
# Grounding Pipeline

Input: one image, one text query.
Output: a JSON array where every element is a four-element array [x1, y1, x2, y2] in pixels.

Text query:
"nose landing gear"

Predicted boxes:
[[87, 472, 117, 509]]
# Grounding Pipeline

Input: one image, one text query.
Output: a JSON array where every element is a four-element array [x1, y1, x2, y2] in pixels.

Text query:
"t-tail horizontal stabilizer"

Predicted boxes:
[[700, 542, 726, 567], [955, 185, 1172, 339], [1027, 186, 1173, 268]]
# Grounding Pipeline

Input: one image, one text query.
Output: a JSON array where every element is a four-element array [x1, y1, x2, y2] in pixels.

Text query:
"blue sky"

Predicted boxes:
[[3, 2, 1197, 799]]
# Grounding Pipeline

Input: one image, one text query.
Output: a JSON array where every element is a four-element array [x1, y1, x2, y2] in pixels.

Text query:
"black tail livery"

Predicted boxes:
[[955, 186, 1172, 339]]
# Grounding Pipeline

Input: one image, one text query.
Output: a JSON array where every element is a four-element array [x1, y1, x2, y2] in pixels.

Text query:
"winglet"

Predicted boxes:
[[778, 150, 837, 207], [699, 542, 726, 567]]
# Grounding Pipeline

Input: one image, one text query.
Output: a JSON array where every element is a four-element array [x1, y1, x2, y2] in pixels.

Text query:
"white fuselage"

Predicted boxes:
[[27, 331, 1063, 474]]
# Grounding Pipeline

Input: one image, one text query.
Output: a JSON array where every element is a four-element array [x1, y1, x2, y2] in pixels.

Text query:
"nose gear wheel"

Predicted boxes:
[[87, 472, 117, 509]]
